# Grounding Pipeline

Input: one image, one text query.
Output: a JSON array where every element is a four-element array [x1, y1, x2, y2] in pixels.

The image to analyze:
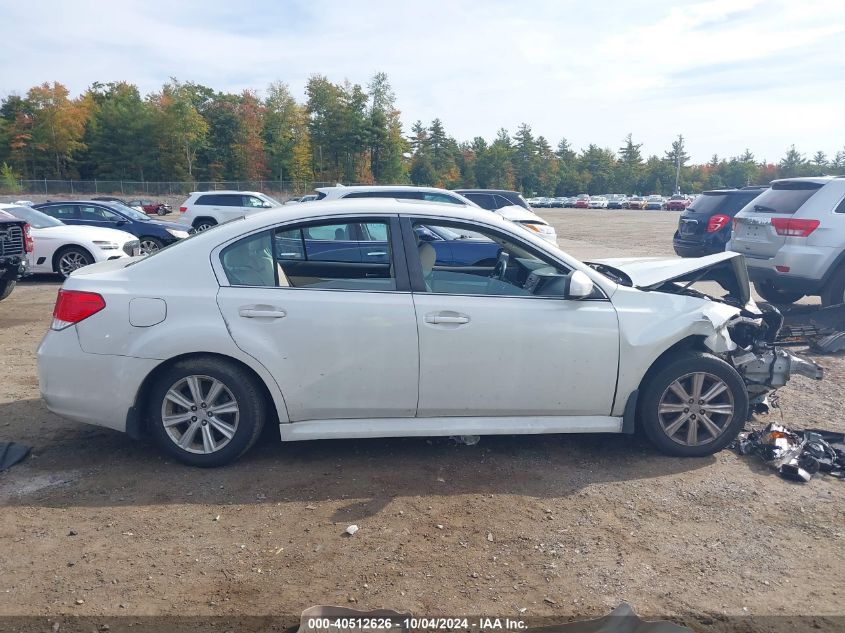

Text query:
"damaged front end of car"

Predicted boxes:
[[588, 252, 824, 413]]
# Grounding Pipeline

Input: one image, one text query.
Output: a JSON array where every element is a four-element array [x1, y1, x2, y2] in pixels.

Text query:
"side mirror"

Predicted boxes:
[[115, 219, 128, 226], [565, 270, 594, 300], [262, 202, 274, 208]]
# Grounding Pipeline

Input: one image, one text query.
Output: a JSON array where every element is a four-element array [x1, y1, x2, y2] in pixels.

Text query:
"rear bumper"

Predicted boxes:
[[741, 244, 839, 294], [745, 266, 825, 294], [37, 327, 159, 432]]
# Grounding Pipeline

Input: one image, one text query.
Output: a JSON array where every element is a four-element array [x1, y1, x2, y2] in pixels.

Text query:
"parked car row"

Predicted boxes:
[[527, 194, 695, 210], [179, 186, 559, 245]]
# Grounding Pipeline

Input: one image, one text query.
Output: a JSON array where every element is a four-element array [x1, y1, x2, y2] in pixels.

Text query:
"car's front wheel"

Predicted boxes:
[[147, 357, 267, 467], [0, 278, 16, 301], [139, 236, 163, 255], [754, 280, 804, 305], [639, 352, 748, 457], [55, 246, 94, 278]]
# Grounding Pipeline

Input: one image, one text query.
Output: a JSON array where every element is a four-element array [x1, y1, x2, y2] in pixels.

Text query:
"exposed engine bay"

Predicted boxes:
[[586, 252, 825, 412]]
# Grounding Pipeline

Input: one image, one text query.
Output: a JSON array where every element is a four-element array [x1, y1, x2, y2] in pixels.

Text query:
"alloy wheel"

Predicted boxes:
[[139, 239, 160, 255], [58, 251, 90, 277], [161, 375, 240, 454], [657, 372, 735, 446]]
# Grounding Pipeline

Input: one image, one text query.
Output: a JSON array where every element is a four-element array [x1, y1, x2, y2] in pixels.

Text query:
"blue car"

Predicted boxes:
[[33, 200, 193, 254]]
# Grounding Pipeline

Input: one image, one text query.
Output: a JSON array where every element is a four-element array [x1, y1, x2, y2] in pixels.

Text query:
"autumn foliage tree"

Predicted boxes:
[[0, 74, 841, 193]]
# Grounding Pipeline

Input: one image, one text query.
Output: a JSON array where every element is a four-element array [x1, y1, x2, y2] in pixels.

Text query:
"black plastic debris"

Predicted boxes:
[[733, 423, 845, 482], [778, 303, 845, 353], [0, 442, 31, 471]]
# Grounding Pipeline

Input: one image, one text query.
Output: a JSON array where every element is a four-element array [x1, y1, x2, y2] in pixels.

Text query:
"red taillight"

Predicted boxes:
[[179, 206, 187, 213], [707, 214, 731, 233], [52, 290, 106, 330], [23, 223, 34, 253], [771, 218, 820, 237]]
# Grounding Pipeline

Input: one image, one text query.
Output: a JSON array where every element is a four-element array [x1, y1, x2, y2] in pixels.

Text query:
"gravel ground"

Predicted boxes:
[[0, 207, 843, 632]]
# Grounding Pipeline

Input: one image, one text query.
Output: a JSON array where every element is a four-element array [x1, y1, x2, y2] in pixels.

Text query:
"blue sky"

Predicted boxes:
[[1, 0, 843, 162]]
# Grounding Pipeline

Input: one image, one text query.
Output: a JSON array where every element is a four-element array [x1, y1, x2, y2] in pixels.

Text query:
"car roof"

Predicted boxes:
[[316, 185, 460, 195], [769, 176, 837, 186], [189, 190, 264, 195], [453, 189, 521, 195]]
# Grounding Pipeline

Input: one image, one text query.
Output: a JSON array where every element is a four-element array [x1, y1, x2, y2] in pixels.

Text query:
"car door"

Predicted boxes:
[[215, 215, 420, 422], [37, 203, 82, 225], [404, 216, 620, 418], [76, 204, 132, 232]]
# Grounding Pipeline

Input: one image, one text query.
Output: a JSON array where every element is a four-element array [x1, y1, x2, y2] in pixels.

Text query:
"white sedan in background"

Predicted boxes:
[[0, 204, 140, 278], [588, 196, 609, 209], [37, 199, 821, 467]]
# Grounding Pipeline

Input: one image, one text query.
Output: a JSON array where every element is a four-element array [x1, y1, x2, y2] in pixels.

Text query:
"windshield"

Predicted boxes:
[[110, 202, 150, 221], [262, 193, 283, 206], [4, 205, 64, 228]]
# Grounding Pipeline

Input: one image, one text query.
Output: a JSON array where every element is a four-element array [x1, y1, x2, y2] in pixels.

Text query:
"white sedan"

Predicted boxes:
[[37, 199, 822, 466], [588, 196, 609, 209], [0, 204, 140, 278]]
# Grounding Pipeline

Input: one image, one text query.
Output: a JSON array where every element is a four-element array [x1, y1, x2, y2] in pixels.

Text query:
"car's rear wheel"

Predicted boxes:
[[156, 207, 167, 216], [753, 280, 804, 305], [55, 246, 94, 278], [821, 266, 845, 307], [639, 352, 748, 457], [193, 218, 218, 232], [0, 278, 16, 301], [139, 236, 163, 255], [147, 358, 266, 467]]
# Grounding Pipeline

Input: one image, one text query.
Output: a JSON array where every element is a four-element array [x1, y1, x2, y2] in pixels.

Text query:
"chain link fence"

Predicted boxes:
[[10, 180, 340, 197]]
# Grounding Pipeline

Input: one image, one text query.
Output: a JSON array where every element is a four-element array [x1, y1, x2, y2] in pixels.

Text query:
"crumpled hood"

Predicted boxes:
[[586, 251, 751, 305]]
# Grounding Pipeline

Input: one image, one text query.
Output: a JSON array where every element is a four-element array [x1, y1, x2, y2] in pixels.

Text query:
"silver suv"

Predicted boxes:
[[729, 176, 845, 306]]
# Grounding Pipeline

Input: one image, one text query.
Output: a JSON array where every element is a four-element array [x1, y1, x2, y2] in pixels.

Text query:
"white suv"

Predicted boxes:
[[729, 176, 845, 306], [315, 185, 558, 244], [179, 191, 282, 231]]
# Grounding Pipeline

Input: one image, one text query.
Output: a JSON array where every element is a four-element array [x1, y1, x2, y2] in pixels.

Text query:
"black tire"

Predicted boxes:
[[139, 236, 164, 255], [193, 218, 218, 232], [54, 246, 94, 278], [0, 278, 16, 301], [147, 357, 267, 467], [639, 351, 748, 457], [753, 280, 804, 305], [821, 265, 845, 307], [156, 208, 168, 216]]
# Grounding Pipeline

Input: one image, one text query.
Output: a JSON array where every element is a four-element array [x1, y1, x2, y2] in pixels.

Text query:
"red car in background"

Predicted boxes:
[[573, 194, 591, 208], [127, 198, 171, 216], [665, 195, 691, 211]]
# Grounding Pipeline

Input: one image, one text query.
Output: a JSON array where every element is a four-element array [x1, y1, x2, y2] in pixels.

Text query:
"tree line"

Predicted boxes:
[[1, 74, 843, 195]]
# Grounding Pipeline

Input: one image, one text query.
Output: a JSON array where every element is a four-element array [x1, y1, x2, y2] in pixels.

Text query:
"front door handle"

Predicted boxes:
[[424, 313, 470, 325], [239, 307, 287, 319], [366, 251, 387, 257]]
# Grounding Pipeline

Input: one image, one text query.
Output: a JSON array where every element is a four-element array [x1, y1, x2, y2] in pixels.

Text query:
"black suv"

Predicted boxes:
[[673, 186, 768, 257], [0, 212, 31, 301], [453, 189, 532, 211]]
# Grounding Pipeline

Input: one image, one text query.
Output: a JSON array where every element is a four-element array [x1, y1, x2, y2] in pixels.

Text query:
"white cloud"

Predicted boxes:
[[0, 0, 843, 161]]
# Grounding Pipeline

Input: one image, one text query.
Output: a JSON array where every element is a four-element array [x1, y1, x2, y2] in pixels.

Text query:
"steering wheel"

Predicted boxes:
[[491, 250, 509, 281]]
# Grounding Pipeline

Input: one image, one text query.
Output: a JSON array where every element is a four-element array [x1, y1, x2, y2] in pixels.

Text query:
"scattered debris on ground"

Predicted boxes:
[[0, 441, 30, 471], [734, 422, 845, 482], [778, 303, 845, 353]]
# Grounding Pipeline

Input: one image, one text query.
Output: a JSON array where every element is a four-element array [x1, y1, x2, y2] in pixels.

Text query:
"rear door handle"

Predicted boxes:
[[239, 307, 287, 319], [424, 313, 470, 325], [366, 251, 387, 256]]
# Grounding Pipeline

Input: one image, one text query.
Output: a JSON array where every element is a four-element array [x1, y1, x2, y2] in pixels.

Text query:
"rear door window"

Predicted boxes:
[[748, 182, 824, 214], [463, 193, 496, 210]]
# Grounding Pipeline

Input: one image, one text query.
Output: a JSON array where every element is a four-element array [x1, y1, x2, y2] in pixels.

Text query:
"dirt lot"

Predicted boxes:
[[1, 209, 843, 632]]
